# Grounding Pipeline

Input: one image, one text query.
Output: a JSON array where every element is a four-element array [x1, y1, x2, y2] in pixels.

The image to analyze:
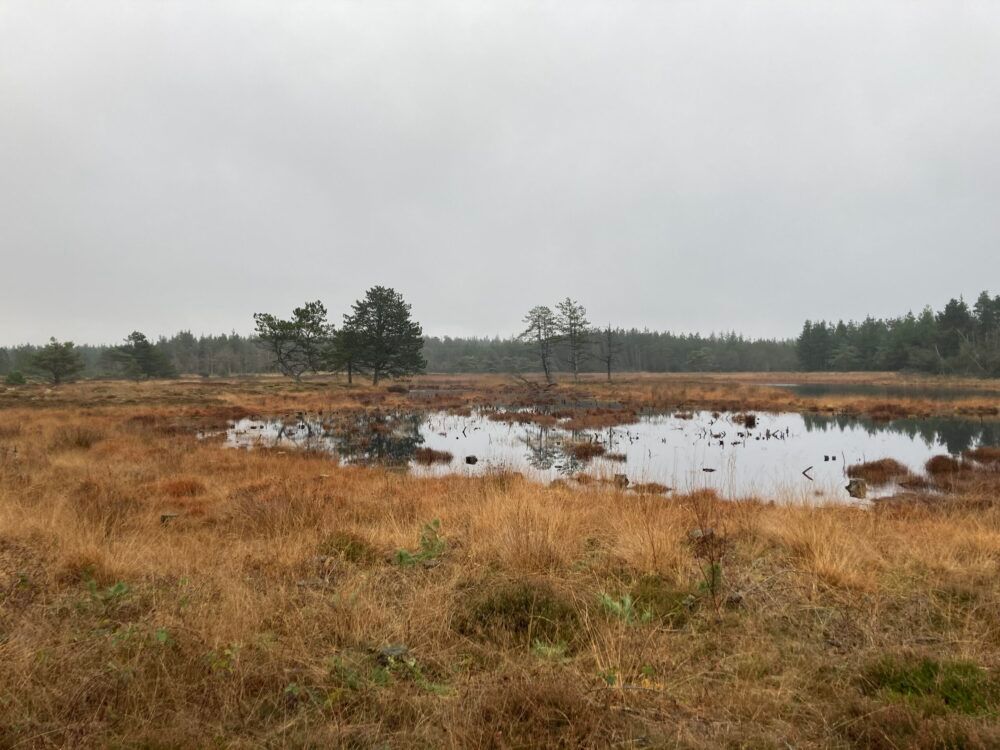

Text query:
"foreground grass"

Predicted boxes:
[[1, 376, 999, 747]]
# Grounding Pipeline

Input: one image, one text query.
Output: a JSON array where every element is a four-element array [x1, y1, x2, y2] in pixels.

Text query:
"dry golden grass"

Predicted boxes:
[[1, 375, 1000, 747]]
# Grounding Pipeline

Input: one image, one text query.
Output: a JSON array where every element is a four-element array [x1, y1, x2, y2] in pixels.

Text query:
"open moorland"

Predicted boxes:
[[2, 373, 1000, 748]]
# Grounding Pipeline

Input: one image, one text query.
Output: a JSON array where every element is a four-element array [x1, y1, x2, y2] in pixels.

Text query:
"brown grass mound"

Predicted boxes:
[[926, 455, 962, 475], [567, 442, 605, 461], [160, 478, 206, 497], [631, 482, 672, 494], [488, 410, 558, 427], [50, 426, 104, 450], [963, 446, 1000, 466], [413, 447, 454, 465], [868, 402, 910, 421], [847, 458, 912, 485]]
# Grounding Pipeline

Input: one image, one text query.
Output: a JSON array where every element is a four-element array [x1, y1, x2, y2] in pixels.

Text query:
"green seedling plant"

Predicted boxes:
[[394, 519, 446, 566], [599, 593, 652, 625]]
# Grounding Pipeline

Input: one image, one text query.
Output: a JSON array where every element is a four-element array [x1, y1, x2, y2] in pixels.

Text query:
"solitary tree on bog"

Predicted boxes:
[[520, 305, 558, 384], [344, 286, 426, 384], [31, 338, 85, 384], [555, 297, 590, 381]]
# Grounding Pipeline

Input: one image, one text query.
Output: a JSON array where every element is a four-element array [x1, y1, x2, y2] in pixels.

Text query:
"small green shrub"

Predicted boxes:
[[631, 574, 696, 626], [4, 371, 26, 385], [599, 593, 651, 625], [861, 655, 1000, 715], [394, 519, 446, 566], [456, 579, 578, 647]]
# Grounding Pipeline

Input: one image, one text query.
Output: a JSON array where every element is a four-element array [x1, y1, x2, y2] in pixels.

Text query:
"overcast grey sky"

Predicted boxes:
[[2, 1, 999, 346]]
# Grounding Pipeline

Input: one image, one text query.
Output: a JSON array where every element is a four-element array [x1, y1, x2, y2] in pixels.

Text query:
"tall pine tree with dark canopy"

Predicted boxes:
[[343, 286, 426, 384], [104, 332, 177, 379], [31, 338, 85, 384]]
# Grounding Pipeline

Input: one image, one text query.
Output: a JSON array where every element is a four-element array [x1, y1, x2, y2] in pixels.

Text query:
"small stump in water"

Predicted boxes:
[[846, 478, 868, 499], [465, 455, 478, 465]]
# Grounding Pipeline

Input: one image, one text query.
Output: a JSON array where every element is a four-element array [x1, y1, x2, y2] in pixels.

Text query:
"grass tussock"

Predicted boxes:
[[926, 454, 963, 475], [848, 458, 913, 485], [160, 477, 206, 497], [50, 425, 104, 450], [964, 446, 1000, 466], [567, 441, 605, 461], [412, 446, 454, 464], [1, 374, 1000, 746], [454, 577, 579, 648]]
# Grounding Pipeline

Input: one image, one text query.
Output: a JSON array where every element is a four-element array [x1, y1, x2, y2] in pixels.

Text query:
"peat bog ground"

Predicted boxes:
[[1, 372, 999, 747]]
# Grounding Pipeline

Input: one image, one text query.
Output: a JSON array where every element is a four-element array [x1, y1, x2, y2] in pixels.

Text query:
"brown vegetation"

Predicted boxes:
[[965, 446, 1000, 466], [926, 454, 963, 476], [413, 447, 455, 465], [566, 441, 606, 460], [847, 458, 913, 485], [1, 375, 1000, 746]]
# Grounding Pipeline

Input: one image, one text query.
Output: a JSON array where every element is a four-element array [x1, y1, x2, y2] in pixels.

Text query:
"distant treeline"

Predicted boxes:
[[2, 290, 997, 381], [797, 291, 1000, 376], [0, 333, 273, 380], [423, 331, 797, 374], [0, 329, 797, 379]]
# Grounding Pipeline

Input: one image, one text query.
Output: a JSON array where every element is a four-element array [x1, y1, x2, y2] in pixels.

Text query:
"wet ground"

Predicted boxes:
[[223, 408, 1000, 502], [768, 381, 1000, 400]]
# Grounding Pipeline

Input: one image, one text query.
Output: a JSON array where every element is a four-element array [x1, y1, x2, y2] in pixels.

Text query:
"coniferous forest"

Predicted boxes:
[[2, 291, 997, 381]]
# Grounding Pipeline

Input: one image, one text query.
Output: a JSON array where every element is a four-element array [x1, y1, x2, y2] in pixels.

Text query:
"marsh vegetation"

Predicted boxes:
[[1, 373, 999, 746]]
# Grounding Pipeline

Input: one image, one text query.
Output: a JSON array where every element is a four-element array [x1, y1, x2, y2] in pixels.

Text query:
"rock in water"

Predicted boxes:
[[846, 478, 868, 499], [465, 455, 478, 465]]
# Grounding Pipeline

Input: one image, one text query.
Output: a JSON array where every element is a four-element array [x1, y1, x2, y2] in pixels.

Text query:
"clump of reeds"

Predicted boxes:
[[488, 410, 558, 427], [563, 409, 636, 431], [926, 454, 962, 476], [631, 482, 671, 494], [160, 478, 206, 497], [963, 446, 1000, 466], [567, 441, 605, 461], [847, 458, 912, 485], [867, 403, 910, 421], [413, 447, 454, 465], [50, 425, 104, 450]]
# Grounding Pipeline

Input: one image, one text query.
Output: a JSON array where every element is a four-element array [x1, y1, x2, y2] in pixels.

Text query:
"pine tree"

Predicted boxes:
[[596, 324, 621, 381], [343, 287, 426, 384], [253, 301, 332, 381], [105, 332, 177, 379], [520, 306, 558, 384], [555, 298, 591, 380], [31, 338, 85, 384]]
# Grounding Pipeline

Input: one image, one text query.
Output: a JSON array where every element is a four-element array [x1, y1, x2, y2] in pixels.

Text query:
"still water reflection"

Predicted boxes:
[[225, 410, 1000, 502]]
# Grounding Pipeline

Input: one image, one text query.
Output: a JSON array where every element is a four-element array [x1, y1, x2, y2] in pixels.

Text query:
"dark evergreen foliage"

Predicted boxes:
[[30, 338, 85, 384], [342, 286, 426, 384], [796, 291, 1000, 375], [102, 332, 178, 379]]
